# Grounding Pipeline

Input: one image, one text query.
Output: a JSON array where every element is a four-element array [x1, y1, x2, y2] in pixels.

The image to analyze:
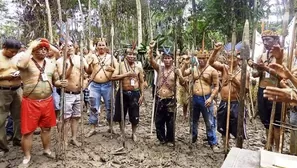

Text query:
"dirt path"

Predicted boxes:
[[0, 89, 290, 168]]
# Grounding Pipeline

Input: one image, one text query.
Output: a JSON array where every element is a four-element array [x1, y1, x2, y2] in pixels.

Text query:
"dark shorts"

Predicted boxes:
[[217, 100, 246, 138], [258, 87, 281, 129], [114, 90, 140, 125]]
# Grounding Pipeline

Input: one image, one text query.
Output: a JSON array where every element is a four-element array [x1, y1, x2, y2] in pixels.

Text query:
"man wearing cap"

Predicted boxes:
[[17, 39, 68, 165], [56, 41, 89, 147], [148, 41, 183, 146], [252, 30, 286, 151], [86, 38, 118, 137], [209, 43, 249, 149], [181, 50, 219, 150], [111, 47, 144, 141], [0, 38, 22, 155]]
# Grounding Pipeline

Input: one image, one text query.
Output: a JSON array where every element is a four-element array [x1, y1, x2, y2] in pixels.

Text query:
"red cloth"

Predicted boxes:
[[21, 96, 56, 135]]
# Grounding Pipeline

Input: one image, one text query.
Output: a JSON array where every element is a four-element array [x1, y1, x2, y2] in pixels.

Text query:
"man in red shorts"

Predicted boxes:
[[17, 39, 67, 165]]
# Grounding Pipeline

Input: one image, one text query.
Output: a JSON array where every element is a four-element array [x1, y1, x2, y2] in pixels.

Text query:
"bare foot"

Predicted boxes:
[[70, 139, 82, 147], [132, 134, 137, 142], [43, 150, 55, 159], [22, 156, 31, 165], [86, 130, 96, 138]]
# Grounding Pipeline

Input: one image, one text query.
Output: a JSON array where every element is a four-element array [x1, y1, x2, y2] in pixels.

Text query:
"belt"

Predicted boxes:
[[0, 86, 21, 90], [65, 91, 80, 95]]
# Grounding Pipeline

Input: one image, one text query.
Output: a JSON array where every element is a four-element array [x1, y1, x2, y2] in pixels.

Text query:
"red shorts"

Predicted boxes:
[[21, 96, 56, 135]]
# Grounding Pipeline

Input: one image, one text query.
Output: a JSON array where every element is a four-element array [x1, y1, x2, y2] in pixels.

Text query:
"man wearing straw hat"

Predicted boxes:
[[180, 49, 219, 151]]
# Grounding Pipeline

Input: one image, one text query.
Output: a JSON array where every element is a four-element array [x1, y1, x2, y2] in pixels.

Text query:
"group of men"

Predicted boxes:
[[1, 28, 297, 166]]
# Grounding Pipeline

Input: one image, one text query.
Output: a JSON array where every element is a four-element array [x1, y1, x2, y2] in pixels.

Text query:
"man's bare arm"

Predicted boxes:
[[17, 41, 40, 69], [210, 70, 219, 100], [50, 45, 60, 59], [110, 62, 129, 81], [208, 44, 224, 72]]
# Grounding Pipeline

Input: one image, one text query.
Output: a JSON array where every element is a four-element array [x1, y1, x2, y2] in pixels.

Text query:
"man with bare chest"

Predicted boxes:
[[177, 53, 190, 120], [86, 38, 117, 137], [111, 47, 144, 141], [56, 41, 89, 147], [209, 43, 249, 148], [0, 38, 22, 155], [181, 50, 219, 150], [17, 39, 67, 165], [148, 42, 178, 146]]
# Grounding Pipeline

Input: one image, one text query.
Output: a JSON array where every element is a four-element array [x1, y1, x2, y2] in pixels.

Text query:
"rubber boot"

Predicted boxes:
[[290, 130, 297, 155]]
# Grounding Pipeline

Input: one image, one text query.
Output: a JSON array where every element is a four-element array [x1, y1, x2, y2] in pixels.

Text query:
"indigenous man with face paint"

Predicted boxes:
[[209, 43, 249, 149], [0, 38, 22, 155], [86, 38, 118, 137], [148, 42, 183, 146], [111, 47, 144, 141], [180, 50, 219, 150], [17, 39, 68, 165], [56, 41, 89, 147], [252, 30, 286, 151]]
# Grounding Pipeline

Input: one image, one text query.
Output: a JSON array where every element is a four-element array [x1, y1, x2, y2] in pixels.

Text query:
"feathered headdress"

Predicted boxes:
[[261, 30, 279, 37]]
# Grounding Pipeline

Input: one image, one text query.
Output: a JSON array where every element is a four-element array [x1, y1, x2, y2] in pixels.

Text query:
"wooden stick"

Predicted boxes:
[[59, 20, 70, 160], [110, 23, 115, 137], [150, 41, 159, 135], [189, 53, 194, 146], [225, 18, 236, 155], [79, 36, 84, 147], [249, 83, 255, 120], [119, 58, 126, 148]]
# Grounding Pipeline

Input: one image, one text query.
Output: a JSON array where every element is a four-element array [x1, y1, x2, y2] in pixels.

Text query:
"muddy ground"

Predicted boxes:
[[0, 89, 290, 168]]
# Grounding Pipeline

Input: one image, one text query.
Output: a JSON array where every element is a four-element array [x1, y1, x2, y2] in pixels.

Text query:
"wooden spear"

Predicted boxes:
[[119, 54, 126, 148], [236, 20, 250, 148], [79, 33, 85, 148], [189, 52, 194, 146], [110, 22, 115, 137], [59, 19, 70, 160], [173, 0, 178, 148], [150, 41, 159, 135], [225, 17, 237, 156]]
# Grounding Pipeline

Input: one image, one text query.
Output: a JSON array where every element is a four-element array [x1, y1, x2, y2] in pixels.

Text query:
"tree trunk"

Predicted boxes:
[[98, 0, 103, 37], [45, 0, 53, 43], [148, 0, 153, 41], [136, 0, 142, 46], [88, 0, 91, 47]]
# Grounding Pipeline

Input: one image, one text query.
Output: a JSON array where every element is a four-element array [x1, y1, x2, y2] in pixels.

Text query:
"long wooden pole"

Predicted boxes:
[[59, 20, 69, 160], [173, 0, 177, 148], [150, 41, 159, 135], [119, 58, 126, 148], [236, 20, 250, 148], [225, 4, 236, 155], [110, 21, 115, 137], [79, 34, 85, 148]]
